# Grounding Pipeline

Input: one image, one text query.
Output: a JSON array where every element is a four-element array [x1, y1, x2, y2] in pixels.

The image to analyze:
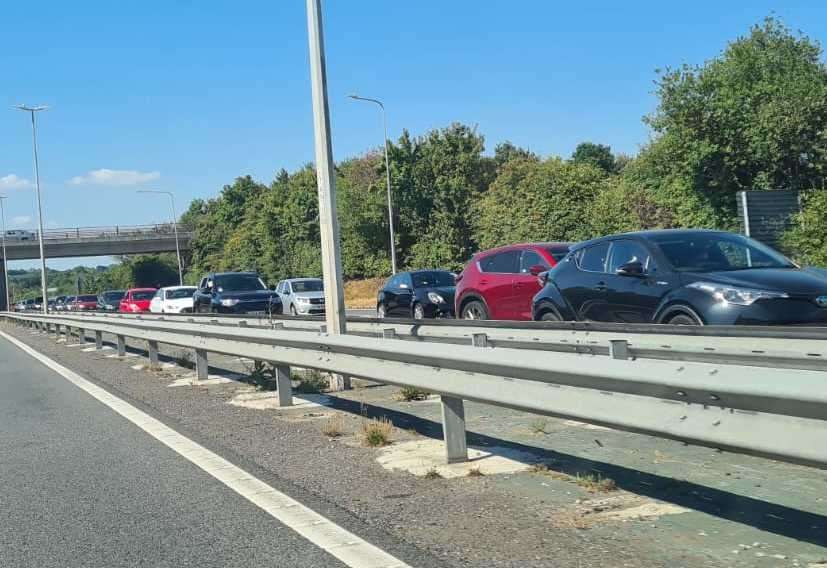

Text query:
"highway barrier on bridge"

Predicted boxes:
[[4, 311, 827, 469]]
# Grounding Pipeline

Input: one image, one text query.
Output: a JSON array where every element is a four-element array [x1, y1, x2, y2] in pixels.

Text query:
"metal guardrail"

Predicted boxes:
[[5, 223, 193, 242], [4, 311, 827, 469], [57, 311, 827, 371]]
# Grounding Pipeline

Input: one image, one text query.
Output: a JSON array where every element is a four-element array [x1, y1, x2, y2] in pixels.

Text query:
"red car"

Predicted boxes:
[[455, 242, 571, 321], [119, 288, 157, 313], [71, 294, 99, 311]]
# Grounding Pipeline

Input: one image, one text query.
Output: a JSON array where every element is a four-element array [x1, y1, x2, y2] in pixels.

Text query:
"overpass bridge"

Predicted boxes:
[[0, 223, 194, 310]]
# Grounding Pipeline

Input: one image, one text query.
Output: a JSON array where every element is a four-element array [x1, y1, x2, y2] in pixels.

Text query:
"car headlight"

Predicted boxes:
[[220, 298, 240, 307], [687, 282, 788, 306], [296, 296, 311, 303], [427, 292, 445, 304]]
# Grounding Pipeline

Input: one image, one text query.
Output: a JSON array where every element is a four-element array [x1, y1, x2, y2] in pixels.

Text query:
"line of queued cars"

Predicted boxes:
[[375, 229, 827, 326]]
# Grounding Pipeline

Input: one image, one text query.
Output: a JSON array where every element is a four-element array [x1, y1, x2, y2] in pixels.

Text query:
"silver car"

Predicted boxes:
[[276, 278, 325, 316]]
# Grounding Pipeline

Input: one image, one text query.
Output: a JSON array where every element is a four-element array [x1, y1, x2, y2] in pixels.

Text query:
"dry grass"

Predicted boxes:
[[360, 417, 394, 447], [423, 467, 443, 479], [466, 467, 484, 477], [396, 386, 431, 402], [574, 473, 618, 493], [529, 418, 549, 434], [321, 414, 346, 438], [345, 278, 386, 309]]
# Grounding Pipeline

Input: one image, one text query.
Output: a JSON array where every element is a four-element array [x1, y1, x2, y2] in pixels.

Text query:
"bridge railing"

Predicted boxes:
[[8, 224, 193, 241]]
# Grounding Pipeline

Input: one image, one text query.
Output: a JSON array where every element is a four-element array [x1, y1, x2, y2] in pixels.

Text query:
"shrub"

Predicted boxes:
[[360, 417, 393, 447], [397, 386, 430, 401], [294, 370, 329, 394]]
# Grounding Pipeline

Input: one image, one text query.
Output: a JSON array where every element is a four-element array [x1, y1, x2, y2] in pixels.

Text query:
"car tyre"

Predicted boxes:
[[667, 312, 700, 325], [377, 304, 386, 319], [412, 303, 425, 320], [461, 300, 489, 320], [539, 310, 561, 322]]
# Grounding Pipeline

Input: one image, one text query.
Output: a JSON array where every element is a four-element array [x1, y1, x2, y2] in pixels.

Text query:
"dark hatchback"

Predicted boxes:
[[532, 229, 827, 326], [377, 270, 456, 319], [193, 272, 283, 315]]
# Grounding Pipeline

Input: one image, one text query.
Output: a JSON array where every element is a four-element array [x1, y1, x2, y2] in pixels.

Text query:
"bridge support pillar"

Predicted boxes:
[[195, 349, 208, 381], [148, 340, 159, 369], [275, 364, 293, 407]]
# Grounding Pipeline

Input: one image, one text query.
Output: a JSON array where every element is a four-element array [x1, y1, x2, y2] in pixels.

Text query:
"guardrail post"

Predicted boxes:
[[52, 323, 60, 339], [195, 349, 208, 380], [148, 340, 159, 368], [95, 331, 103, 350], [276, 364, 293, 406], [609, 339, 629, 360], [78, 328, 86, 345], [116, 335, 126, 357], [382, 328, 396, 339], [440, 396, 468, 464]]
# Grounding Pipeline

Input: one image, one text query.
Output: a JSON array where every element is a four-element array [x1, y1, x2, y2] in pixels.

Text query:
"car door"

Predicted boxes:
[[511, 248, 551, 320], [559, 242, 612, 321], [394, 273, 415, 316], [605, 239, 670, 323], [194, 278, 209, 312], [478, 250, 521, 319], [380, 275, 401, 315]]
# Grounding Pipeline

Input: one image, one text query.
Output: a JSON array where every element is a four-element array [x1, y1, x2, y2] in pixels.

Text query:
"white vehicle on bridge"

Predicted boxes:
[[4, 229, 35, 241], [149, 285, 198, 314], [276, 278, 325, 316]]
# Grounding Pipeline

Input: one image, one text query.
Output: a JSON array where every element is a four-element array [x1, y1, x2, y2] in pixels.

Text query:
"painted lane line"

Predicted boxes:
[[0, 330, 411, 568]]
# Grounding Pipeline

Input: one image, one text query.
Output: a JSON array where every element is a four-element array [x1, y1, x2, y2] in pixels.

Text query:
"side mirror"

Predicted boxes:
[[528, 264, 546, 276], [617, 261, 645, 277]]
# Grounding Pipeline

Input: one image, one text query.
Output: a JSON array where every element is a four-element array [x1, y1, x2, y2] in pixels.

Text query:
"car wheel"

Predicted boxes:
[[461, 300, 488, 320], [539, 311, 561, 322], [290, 304, 297, 316], [412, 303, 425, 320], [667, 312, 700, 325]]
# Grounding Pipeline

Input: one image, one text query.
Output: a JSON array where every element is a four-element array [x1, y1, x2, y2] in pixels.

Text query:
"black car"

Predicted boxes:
[[98, 290, 126, 311], [532, 229, 827, 326], [377, 270, 455, 319], [193, 271, 283, 315]]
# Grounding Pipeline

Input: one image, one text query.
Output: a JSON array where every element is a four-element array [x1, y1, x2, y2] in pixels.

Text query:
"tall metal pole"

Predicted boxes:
[[348, 95, 397, 274], [17, 105, 49, 313], [0, 196, 10, 312], [306, 0, 349, 390], [137, 190, 183, 285]]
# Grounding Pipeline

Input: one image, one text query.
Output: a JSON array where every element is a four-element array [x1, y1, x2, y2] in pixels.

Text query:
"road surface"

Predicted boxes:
[[0, 334, 404, 568]]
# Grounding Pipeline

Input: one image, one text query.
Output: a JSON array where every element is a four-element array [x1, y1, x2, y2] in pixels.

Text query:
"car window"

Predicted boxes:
[[199, 278, 207, 290], [292, 280, 324, 292], [651, 233, 794, 272], [578, 242, 610, 272], [215, 274, 266, 291], [412, 271, 454, 288], [78, 295, 98, 302], [399, 273, 413, 289], [166, 288, 196, 299], [608, 240, 652, 272], [544, 245, 571, 263], [479, 250, 520, 273], [519, 250, 548, 273]]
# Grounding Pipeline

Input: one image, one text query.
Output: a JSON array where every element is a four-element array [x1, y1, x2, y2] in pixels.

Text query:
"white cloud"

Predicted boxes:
[[68, 168, 160, 186], [0, 174, 33, 190], [10, 215, 31, 226]]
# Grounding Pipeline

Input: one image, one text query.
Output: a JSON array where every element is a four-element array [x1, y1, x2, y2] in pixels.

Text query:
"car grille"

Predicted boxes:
[[309, 297, 325, 305]]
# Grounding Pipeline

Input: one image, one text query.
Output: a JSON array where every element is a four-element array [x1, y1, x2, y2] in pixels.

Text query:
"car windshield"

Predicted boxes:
[[650, 233, 796, 272], [103, 292, 125, 302], [412, 271, 455, 288], [216, 274, 266, 292], [132, 291, 155, 300], [78, 295, 98, 302], [545, 246, 571, 262], [166, 287, 196, 299], [291, 280, 323, 293]]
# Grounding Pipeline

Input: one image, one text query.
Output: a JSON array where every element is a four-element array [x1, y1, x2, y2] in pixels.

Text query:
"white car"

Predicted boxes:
[[149, 286, 197, 314], [4, 229, 35, 241], [276, 278, 325, 316]]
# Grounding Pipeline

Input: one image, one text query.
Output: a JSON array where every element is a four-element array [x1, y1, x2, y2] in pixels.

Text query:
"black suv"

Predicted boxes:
[[532, 229, 827, 326], [193, 271, 283, 315]]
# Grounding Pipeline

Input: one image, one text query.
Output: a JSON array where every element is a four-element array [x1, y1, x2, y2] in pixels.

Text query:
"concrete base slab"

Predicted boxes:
[[82, 346, 113, 353], [376, 438, 539, 478], [563, 419, 611, 431], [167, 373, 243, 387], [105, 352, 138, 359], [228, 391, 331, 410]]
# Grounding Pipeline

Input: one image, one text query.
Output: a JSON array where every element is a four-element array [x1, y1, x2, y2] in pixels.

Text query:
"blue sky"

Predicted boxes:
[[2, 1, 825, 269]]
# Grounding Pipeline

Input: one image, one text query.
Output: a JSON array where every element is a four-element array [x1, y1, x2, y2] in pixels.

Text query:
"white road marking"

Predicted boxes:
[[0, 330, 411, 568]]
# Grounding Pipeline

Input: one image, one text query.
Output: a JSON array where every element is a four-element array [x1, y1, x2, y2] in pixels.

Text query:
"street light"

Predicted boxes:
[[0, 195, 10, 312], [16, 104, 49, 313], [347, 94, 397, 274], [136, 190, 183, 285]]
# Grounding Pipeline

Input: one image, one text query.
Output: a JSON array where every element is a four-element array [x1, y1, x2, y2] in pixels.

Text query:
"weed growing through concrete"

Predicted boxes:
[[244, 360, 278, 391], [396, 386, 430, 402], [530, 418, 549, 434], [423, 467, 443, 479], [467, 467, 484, 477], [174, 351, 194, 369], [360, 417, 393, 447], [321, 414, 345, 438], [293, 369, 329, 394], [575, 473, 618, 493]]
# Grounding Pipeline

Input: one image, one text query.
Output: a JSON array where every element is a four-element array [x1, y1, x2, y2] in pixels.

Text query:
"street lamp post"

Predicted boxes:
[[137, 190, 183, 285], [16, 105, 49, 313], [348, 94, 397, 274], [0, 196, 10, 312]]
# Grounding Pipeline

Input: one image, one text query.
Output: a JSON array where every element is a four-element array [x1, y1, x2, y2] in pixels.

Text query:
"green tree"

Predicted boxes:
[[571, 142, 616, 174], [782, 190, 827, 264]]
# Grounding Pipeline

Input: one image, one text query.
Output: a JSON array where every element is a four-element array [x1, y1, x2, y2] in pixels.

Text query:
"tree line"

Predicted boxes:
[[11, 17, 827, 299]]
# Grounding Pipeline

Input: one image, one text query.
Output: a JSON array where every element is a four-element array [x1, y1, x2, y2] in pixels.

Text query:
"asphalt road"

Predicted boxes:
[[0, 336, 354, 568]]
